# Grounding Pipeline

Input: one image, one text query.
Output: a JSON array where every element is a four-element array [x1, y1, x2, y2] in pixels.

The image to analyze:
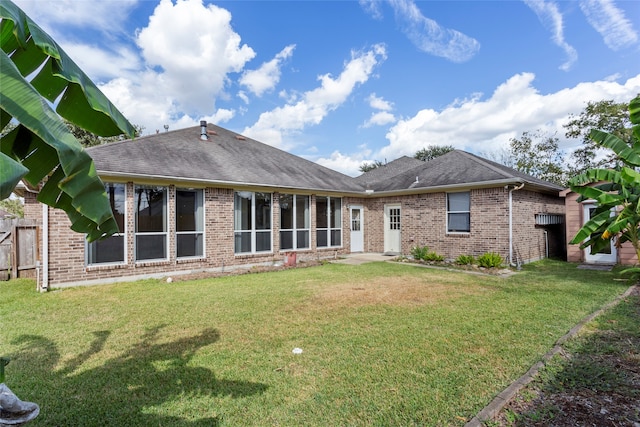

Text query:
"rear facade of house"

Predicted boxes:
[[21, 124, 566, 289]]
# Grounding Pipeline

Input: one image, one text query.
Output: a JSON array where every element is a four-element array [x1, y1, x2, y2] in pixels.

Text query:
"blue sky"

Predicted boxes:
[[13, 0, 640, 176]]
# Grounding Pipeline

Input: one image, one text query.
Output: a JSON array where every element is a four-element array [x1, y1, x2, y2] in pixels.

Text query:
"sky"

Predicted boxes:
[[12, 0, 640, 176]]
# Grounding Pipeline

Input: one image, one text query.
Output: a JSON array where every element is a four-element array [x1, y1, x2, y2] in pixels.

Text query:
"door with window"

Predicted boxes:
[[350, 206, 364, 253], [583, 203, 617, 263], [384, 204, 401, 254]]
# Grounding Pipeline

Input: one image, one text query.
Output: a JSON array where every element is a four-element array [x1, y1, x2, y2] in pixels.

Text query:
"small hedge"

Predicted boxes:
[[477, 252, 504, 268]]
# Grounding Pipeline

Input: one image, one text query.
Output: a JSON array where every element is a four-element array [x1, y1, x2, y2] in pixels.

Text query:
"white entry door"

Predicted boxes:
[[350, 206, 364, 252], [583, 203, 617, 263], [384, 204, 401, 254]]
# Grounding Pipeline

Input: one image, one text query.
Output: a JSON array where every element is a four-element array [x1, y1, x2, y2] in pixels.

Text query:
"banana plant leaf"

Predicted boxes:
[[1, 0, 135, 241]]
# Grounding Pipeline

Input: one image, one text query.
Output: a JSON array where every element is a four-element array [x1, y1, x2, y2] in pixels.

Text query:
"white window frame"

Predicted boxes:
[[86, 182, 127, 266], [446, 191, 470, 233], [234, 191, 273, 254], [279, 194, 310, 251], [316, 196, 342, 248], [134, 185, 168, 262], [176, 188, 205, 259]]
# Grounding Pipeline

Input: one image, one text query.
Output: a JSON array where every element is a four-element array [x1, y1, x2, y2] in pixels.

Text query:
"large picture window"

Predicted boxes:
[[176, 189, 204, 258], [280, 194, 310, 251], [316, 196, 342, 248], [234, 191, 272, 254], [447, 192, 470, 233], [135, 186, 167, 261], [87, 183, 126, 265]]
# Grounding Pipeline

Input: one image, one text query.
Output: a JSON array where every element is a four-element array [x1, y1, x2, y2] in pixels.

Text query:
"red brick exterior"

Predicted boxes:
[[25, 183, 565, 288], [361, 188, 564, 263]]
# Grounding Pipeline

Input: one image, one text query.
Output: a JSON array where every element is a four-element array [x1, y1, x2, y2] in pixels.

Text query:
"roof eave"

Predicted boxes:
[[96, 171, 365, 196]]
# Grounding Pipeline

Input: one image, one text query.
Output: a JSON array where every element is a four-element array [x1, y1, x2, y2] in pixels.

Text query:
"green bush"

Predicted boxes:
[[477, 252, 504, 268], [424, 252, 444, 262], [410, 245, 429, 261], [455, 254, 475, 265]]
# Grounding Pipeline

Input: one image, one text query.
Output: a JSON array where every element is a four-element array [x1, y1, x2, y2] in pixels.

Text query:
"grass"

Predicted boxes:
[[494, 285, 640, 426], [0, 260, 630, 426]]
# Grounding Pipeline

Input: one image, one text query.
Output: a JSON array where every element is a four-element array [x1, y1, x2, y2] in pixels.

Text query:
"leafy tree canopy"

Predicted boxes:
[[414, 145, 454, 162], [565, 99, 636, 175], [508, 130, 567, 186], [359, 160, 383, 173]]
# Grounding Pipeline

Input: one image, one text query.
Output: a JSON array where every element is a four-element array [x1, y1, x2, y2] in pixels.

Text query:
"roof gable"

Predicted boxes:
[[364, 150, 563, 193], [87, 124, 364, 193]]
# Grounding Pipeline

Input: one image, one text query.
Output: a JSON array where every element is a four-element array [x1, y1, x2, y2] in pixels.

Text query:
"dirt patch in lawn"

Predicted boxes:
[[311, 275, 488, 308]]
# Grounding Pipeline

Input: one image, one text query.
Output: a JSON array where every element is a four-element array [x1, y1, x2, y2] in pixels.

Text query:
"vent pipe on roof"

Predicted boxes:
[[200, 121, 208, 140]]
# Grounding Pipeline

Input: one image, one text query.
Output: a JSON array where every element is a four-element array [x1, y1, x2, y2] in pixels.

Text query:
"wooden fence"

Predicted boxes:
[[0, 218, 39, 280]]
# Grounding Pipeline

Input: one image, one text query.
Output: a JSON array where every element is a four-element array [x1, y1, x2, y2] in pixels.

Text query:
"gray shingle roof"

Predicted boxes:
[[354, 156, 424, 189], [87, 123, 364, 193], [361, 150, 563, 194], [87, 125, 562, 195]]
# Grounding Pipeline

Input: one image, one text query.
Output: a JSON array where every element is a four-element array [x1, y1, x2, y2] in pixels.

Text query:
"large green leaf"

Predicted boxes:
[[1, 0, 134, 241], [630, 96, 640, 142], [1, 52, 117, 240], [1, 1, 135, 138], [589, 128, 640, 167]]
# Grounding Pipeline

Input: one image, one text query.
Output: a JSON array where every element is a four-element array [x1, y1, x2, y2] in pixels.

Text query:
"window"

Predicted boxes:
[[176, 189, 204, 258], [447, 192, 470, 233], [316, 196, 342, 247], [234, 191, 272, 254], [280, 194, 310, 250], [87, 183, 126, 265], [135, 186, 167, 261]]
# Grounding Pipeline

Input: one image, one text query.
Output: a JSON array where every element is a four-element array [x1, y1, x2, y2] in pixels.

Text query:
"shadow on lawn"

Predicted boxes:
[[8, 326, 267, 426]]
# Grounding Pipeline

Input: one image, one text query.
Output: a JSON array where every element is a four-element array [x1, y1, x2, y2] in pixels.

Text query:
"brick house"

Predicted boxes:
[[23, 122, 565, 289]]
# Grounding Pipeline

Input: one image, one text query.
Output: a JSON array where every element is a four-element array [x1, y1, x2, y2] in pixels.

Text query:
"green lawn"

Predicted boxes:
[[0, 260, 629, 426]]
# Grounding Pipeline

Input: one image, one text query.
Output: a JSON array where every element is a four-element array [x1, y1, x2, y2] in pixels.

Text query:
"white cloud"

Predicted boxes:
[[379, 73, 640, 159], [239, 44, 296, 97], [13, 0, 137, 34], [367, 93, 393, 111], [364, 111, 396, 128], [136, 0, 255, 115], [579, 0, 638, 50], [524, 0, 578, 71], [322, 73, 640, 175], [315, 150, 373, 177], [63, 43, 142, 82], [365, 0, 480, 63], [241, 44, 388, 148]]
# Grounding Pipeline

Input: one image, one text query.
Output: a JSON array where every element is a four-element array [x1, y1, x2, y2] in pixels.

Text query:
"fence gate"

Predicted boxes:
[[0, 219, 39, 280]]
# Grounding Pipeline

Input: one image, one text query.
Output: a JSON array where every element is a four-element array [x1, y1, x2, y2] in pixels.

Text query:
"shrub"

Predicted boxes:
[[410, 245, 429, 261], [477, 252, 504, 268], [424, 252, 444, 262], [455, 254, 475, 265]]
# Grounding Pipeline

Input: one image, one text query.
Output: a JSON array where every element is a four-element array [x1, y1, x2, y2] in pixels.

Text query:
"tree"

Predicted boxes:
[[565, 99, 635, 175], [0, 1, 135, 241], [508, 130, 567, 186], [569, 95, 640, 264], [0, 197, 23, 218], [414, 145, 454, 162], [67, 121, 144, 147], [359, 160, 383, 173]]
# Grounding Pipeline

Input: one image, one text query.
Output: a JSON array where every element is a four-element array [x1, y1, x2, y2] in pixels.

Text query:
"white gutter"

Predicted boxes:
[[41, 203, 48, 291], [508, 183, 525, 267]]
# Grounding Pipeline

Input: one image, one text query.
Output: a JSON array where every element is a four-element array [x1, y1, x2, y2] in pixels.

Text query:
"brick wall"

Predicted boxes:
[[26, 185, 351, 288], [362, 187, 564, 264]]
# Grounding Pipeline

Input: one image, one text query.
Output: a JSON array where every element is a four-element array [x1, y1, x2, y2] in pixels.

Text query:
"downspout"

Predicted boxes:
[[41, 203, 48, 292], [508, 183, 525, 267]]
